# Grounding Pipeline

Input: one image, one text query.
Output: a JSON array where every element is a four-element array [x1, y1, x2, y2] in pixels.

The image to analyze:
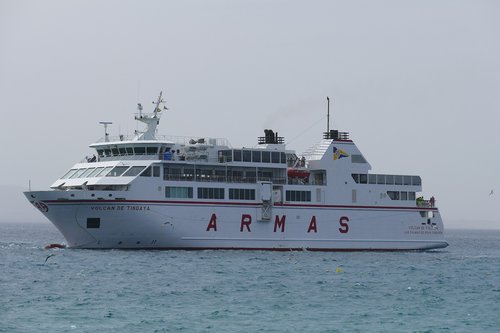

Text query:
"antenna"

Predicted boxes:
[[152, 91, 167, 117], [136, 80, 141, 104], [137, 103, 143, 117], [99, 121, 113, 142], [326, 96, 330, 133]]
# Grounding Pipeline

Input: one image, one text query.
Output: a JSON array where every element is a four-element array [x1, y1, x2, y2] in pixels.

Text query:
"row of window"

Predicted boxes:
[[352, 174, 421, 186], [219, 150, 287, 164], [165, 186, 193, 199], [387, 191, 416, 201], [164, 186, 312, 202], [285, 190, 312, 202], [229, 188, 256, 200], [198, 187, 225, 199], [165, 186, 256, 200], [61, 165, 161, 179], [163, 166, 282, 184], [96, 146, 161, 158]]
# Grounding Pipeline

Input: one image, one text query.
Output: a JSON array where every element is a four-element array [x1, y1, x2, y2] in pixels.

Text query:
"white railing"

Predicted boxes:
[[164, 175, 287, 184], [94, 134, 231, 147]]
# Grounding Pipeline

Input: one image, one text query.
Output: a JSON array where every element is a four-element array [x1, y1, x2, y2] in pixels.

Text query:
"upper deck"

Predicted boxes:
[[48, 93, 432, 208]]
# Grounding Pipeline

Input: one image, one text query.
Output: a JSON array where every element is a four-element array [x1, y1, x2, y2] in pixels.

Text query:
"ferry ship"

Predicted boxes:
[[25, 92, 448, 250]]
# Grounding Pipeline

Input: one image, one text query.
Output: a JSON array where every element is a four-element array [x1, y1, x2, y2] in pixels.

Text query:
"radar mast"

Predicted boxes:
[[134, 91, 168, 141]]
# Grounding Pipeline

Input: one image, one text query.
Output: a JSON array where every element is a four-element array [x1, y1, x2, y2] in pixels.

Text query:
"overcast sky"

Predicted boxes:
[[1, 0, 499, 229]]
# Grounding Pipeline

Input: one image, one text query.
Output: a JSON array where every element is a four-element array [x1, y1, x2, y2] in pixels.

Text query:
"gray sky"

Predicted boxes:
[[1, 0, 499, 229]]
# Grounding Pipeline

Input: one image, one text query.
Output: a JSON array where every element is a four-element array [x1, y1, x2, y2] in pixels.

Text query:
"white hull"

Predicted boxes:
[[26, 191, 448, 251]]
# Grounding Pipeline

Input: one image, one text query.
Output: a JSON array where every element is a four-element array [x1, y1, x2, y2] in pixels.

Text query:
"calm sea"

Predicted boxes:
[[0, 223, 498, 333]]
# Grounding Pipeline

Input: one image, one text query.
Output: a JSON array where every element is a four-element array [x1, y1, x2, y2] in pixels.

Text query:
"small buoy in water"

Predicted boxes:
[[336, 266, 342, 273], [45, 243, 66, 249]]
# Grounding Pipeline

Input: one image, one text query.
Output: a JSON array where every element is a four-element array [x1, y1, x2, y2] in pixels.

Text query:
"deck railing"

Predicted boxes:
[[417, 200, 435, 208], [163, 175, 287, 184], [94, 134, 231, 147]]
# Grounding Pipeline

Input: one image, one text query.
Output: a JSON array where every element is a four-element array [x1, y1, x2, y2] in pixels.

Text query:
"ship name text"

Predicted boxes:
[[90, 205, 151, 211]]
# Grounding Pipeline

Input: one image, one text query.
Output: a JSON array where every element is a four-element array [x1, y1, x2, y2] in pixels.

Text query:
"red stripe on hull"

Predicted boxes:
[[43, 199, 438, 211], [69, 246, 440, 252]]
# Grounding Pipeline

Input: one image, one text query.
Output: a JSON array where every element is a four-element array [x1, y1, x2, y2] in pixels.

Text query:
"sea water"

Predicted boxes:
[[0, 223, 498, 332]]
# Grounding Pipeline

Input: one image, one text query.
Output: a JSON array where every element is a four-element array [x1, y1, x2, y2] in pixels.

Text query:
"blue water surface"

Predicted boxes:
[[1, 223, 499, 332]]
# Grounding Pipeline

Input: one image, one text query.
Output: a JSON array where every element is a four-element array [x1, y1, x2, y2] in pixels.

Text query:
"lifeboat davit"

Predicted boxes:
[[287, 168, 310, 178]]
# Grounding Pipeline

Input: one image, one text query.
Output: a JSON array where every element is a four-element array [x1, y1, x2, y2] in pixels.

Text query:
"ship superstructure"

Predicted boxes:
[[25, 93, 447, 250]]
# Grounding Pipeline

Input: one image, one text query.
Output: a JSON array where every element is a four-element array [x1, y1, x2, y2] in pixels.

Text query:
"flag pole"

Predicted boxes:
[[327, 96, 330, 133]]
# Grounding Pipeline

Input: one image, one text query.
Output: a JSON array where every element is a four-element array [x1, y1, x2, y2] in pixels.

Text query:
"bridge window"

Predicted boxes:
[[123, 166, 146, 177], [134, 147, 146, 155], [107, 166, 129, 177], [147, 147, 158, 155], [368, 174, 376, 184], [80, 168, 96, 178], [395, 175, 403, 185], [411, 176, 421, 186], [377, 174, 385, 184], [61, 169, 78, 179], [97, 166, 113, 177], [88, 167, 105, 177], [70, 169, 87, 179]]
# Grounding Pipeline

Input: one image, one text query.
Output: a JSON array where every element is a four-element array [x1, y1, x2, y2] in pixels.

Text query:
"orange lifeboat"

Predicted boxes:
[[287, 168, 310, 178]]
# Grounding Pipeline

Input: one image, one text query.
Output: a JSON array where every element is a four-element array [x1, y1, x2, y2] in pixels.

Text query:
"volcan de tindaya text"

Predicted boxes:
[[25, 93, 448, 250]]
